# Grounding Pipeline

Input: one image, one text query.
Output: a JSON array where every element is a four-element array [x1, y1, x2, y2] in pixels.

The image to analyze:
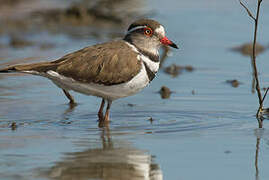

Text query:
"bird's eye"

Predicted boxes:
[[144, 28, 153, 36]]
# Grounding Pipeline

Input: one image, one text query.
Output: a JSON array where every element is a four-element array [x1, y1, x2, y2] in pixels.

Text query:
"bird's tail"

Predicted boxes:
[[0, 62, 57, 74]]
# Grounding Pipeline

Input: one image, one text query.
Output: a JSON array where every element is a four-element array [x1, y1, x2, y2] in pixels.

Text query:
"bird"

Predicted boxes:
[[0, 19, 178, 124]]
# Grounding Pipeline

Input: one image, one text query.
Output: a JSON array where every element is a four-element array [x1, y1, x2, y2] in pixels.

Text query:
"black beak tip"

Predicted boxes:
[[170, 43, 179, 49]]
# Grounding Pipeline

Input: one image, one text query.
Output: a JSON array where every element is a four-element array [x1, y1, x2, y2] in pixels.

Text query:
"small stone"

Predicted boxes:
[[127, 103, 135, 107], [226, 79, 241, 88], [164, 64, 195, 77], [10, 122, 17, 130], [185, 65, 194, 72], [159, 86, 171, 99], [231, 43, 266, 56], [164, 64, 181, 77], [148, 117, 154, 124]]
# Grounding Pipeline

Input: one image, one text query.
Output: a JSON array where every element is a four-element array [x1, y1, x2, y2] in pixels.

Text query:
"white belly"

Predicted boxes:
[[43, 63, 150, 100]]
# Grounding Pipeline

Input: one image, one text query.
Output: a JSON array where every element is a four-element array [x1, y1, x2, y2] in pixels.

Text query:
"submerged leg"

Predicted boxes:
[[98, 98, 105, 119], [104, 100, 112, 122], [62, 89, 75, 104]]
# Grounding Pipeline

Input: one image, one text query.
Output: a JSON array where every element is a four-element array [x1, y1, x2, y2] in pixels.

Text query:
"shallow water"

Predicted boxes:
[[1, 0, 269, 179]]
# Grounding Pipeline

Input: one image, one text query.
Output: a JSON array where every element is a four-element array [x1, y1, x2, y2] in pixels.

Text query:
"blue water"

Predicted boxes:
[[1, 0, 269, 179]]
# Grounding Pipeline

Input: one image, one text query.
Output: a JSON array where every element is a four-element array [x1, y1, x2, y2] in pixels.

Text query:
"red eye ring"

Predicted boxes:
[[144, 27, 153, 36]]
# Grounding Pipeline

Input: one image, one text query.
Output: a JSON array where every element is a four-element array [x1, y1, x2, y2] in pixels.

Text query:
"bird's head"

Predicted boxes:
[[124, 19, 178, 56]]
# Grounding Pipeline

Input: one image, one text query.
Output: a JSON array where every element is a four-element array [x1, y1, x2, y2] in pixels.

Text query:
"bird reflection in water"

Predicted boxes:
[[39, 127, 163, 180]]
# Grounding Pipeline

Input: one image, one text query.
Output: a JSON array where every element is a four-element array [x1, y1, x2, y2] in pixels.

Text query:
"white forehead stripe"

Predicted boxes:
[[155, 25, 165, 37], [127, 25, 147, 34]]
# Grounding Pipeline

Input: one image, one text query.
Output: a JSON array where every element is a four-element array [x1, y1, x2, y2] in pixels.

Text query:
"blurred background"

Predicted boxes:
[[1, 0, 269, 180]]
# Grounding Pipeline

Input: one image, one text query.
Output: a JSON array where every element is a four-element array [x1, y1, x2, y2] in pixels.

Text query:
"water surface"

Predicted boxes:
[[1, 0, 269, 179]]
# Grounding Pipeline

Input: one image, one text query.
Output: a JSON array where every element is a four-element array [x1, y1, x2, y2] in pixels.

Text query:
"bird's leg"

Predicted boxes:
[[98, 99, 111, 128], [98, 98, 105, 119], [104, 100, 112, 122], [62, 89, 75, 105]]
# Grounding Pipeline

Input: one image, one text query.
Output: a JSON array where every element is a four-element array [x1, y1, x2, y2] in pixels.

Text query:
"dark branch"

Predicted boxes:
[[239, 0, 256, 20], [261, 87, 269, 105], [252, 0, 263, 107], [240, 0, 264, 128]]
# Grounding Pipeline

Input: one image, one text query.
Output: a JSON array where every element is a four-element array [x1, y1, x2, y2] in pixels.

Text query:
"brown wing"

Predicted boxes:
[[55, 40, 142, 85]]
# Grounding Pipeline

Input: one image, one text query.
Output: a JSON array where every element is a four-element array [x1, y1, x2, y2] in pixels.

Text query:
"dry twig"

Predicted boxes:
[[239, 0, 264, 128], [239, 1, 255, 20]]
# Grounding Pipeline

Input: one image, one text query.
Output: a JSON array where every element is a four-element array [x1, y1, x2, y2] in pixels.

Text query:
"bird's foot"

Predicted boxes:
[[98, 113, 110, 127], [98, 117, 109, 128], [68, 101, 77, 107]]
